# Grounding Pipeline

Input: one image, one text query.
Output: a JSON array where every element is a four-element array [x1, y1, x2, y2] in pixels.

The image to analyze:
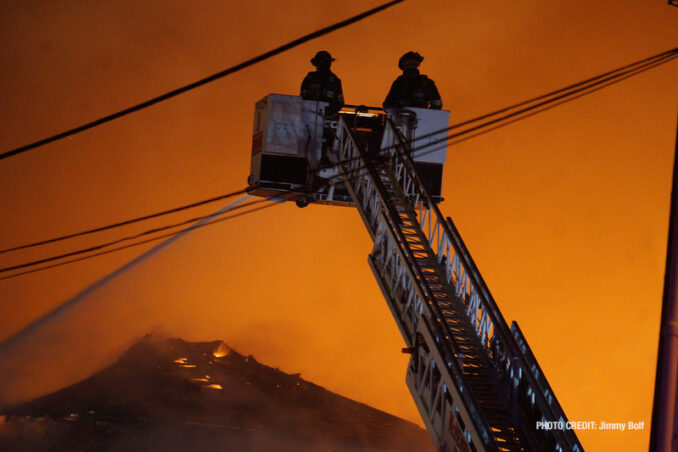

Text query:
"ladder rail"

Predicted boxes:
[[335, 118, 502, 451], [332, 114, 583, 450], [383, 118, 582, 451]]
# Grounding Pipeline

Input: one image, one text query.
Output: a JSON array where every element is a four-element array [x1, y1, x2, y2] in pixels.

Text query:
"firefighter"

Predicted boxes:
[[383, 51, 442, 109], [300, 51, 345, 116]]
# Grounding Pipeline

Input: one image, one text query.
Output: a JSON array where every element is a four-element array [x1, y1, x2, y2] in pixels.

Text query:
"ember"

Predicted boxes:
[[212, 342, 229, 358]]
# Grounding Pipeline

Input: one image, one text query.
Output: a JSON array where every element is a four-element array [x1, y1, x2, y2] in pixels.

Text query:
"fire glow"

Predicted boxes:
[[212, 342, 229, 358]]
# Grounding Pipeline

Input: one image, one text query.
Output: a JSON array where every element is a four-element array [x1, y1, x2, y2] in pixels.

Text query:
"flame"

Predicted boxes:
[[212, 342, 229, 358], [203, 384, 223, 390], [179, 364, 196, 368], [173, 357, 188, 364]]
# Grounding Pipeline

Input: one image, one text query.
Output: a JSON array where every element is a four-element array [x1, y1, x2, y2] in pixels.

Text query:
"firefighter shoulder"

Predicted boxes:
[[300, 71, 344, 105]]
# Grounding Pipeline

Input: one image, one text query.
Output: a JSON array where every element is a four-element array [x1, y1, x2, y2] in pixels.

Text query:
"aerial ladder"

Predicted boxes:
[[247, 94, 584, 451]]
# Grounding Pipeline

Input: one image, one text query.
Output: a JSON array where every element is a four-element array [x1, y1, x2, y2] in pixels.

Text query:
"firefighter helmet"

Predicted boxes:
[[311, 50, 335, 67], [398, 51, 424, 70]]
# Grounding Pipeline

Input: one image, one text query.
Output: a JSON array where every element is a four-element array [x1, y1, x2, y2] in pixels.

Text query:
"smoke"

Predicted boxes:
[[0, 197, 250, 406]]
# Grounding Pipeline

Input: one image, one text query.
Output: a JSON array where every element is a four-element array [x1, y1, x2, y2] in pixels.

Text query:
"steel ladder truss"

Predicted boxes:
[[333, 115, 583, 452]]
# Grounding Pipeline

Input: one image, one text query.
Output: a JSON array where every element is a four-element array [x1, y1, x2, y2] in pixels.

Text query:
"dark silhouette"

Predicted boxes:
[[300, 51, 345, 115], [0, 336, 433, 451], [383, 51, 442, 109]]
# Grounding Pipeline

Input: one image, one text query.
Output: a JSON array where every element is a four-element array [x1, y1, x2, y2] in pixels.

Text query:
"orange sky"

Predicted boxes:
[[0, 1, 676, 450]]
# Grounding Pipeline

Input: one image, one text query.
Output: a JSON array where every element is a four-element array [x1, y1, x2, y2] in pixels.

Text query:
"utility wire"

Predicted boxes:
[[435, 47, 678, 137], [3, 45, 673, 256], [417, 50, 678, 157], [327, 47, 678, 181], [3, 47, 675, 276], [0, 199, 268, 274], [0, 188, 248, 254], [438, 52, 678, 151], [375, 51, 678, 171], [0, 200, 282, 281], [0, 0, 404, 161]]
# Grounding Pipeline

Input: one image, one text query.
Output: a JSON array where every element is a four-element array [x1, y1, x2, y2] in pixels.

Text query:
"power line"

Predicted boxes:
[[0, 199, 268, 274], [0, 200, 282, 281], [425, 50, 678, 154], [392, 51, 678, 165], [4, 45, 672, 257], [3, 47, 675, 274], [0, 188, 248, 254], [0, 0, 404, 162], [0, 1, 410, 254], [328, 47, 678, 180], [438, 47, 678, 135], [328, 50, 678, 187], [438, 52, 678, 150]]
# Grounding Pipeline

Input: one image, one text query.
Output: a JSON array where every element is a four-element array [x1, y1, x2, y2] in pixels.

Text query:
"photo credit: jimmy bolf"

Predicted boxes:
[[536, 420, 646, 431]]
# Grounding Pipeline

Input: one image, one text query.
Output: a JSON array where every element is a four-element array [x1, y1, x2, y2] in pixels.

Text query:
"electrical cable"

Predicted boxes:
[[0, 0, 404, 161], [3, 47, 675, 277], [0, 199, 284, 281], [375, 51, 678, 173], [0, 188, 248, 254], [432, 47, 678, 137], [326, 47, 678, 182], [438, 52, 678, 150], [415, 50, 678, 157], [331, 46, 678, 174], [2, 45, 673, 257], [0, 198, 269, 274]]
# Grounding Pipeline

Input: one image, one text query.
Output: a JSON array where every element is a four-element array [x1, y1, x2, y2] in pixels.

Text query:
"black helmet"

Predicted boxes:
[[398, 51, 424, 70], [311, 50, 335, 67]]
